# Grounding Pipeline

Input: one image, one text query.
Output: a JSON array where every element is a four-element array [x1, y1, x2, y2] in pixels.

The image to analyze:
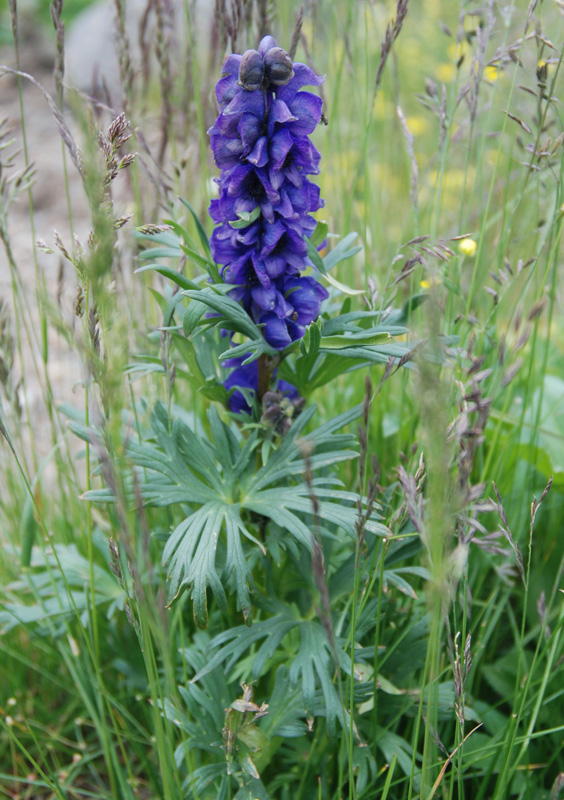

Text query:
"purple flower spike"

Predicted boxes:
[[208, 35, 327, 402]]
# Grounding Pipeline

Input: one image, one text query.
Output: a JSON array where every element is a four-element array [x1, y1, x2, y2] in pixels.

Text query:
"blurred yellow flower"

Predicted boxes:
[[301, 19, 314, 43], [484, 65, 500, 82], [436, 63, 456, 83], [420, 275, 441, 290], [448, 41, 467, 63], [372, 94, 395, 121], [486, 148, 505, 167], [537, 59, 551, 82], [459, 238, 477, 257], [429, 167, 476, 193], [405, 116, 429, 136]]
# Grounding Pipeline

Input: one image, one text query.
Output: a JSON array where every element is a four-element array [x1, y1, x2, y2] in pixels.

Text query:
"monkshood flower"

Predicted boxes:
[[208, 35, 328, 413], [258, 274, 329, 349]]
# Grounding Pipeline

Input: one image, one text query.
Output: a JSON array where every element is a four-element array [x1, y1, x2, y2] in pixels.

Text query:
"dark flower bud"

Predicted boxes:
[[238, 49, 264, 91], [261, 390, 305, 435], [292, 396, 306, 415], [261, 403, 283, 428], [263, 47, 294, 86], [262, 391, 281, 411]]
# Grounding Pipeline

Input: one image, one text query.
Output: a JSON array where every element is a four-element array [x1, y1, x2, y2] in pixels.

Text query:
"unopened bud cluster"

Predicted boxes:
[[238, 45, 294, 91]]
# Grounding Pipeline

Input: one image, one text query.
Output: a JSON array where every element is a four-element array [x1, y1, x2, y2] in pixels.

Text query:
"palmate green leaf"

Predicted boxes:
[[0, 544, 125, 632], [165, 634, 235, 797], [82, 402, 380, 626], [289, 621, 345, 735], [244, 484, 387, 541], [162, 501, 257, 627], [192, 611, 297, 682], [193, 609, 347, 736], [281, 344, 413, 394], [259, 665, 308, 739], [375, 728, 421, 788], [246, 404, 361, 493]]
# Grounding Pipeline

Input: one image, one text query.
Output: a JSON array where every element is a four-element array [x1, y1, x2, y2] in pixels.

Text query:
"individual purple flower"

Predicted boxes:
[[259, 275, 329, 349], [258, 220, 308, 278], [224, 358, 259, 414]]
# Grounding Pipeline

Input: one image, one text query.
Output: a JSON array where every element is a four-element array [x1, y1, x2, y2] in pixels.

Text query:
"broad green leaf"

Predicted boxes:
[[178, 196, 211, 256], [319, 331, 392, 349], [179, 243, 215, 272], [135, 228, 182, 248], [218, 337, 278, 364], [192, 611, 347, 736], [308, 238, 363, 295], [135, 264, 201, 291], [182, 300, 208, 336], [322, 272, 365, 295], [138, 246, 183, 260], [306, 236, 328, 274], [164, 503, 228, 626], [288, 621, 345, 735], [310, 220, 329, 248], [0, 544, 124, 632], [230, 207, 261, 229], [323, 231, 363, 271], [183, 289, 263, 340]]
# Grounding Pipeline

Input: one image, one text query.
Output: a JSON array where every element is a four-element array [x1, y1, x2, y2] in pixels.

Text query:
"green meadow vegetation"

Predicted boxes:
[[1, 0, 564, 797]]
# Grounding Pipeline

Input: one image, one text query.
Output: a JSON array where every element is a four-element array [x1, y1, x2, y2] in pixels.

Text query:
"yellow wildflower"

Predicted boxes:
[[459, 238, 477, 257], [484, 65, 500, 82], [537, 59, 549, 83], [448, 41, 468, 63], [436, 63, 456, 83], [405, 116, 429, 136]]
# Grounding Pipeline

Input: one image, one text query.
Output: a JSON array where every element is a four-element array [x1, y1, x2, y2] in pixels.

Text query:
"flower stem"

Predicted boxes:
[[257, 354, 277, 401]]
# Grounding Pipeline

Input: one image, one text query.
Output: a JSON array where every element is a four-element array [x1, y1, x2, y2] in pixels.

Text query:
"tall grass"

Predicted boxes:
[[1, 0, 564, 798]]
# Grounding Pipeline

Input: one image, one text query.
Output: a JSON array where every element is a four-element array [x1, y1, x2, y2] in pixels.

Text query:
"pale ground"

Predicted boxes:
[[1, 0, 218, 482], [1, 25, 90, 474]]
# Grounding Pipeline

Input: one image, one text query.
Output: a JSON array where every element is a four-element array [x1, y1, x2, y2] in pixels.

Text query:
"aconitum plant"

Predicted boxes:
[[84, 31, 412, 796], [208, 36, 329, 410]]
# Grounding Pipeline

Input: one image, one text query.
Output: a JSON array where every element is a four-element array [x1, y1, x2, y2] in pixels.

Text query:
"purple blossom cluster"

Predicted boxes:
[[208, 36, 328, 411]]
